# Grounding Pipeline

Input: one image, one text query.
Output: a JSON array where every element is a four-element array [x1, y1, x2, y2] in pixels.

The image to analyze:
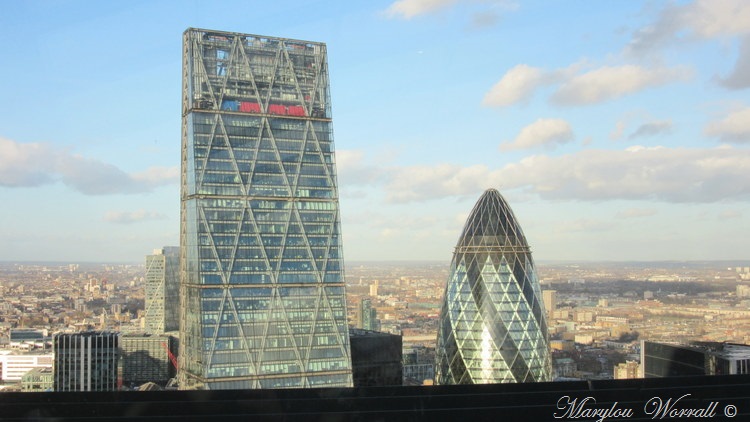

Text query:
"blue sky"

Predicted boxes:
[[0, 0, 748, 262]]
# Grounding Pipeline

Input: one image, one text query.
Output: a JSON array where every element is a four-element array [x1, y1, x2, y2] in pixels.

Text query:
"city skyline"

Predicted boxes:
[[0, 1, 749, 263]]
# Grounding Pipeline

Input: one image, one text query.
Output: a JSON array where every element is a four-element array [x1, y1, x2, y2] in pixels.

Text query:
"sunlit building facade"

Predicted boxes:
[[179, 28, 352, 389], [144, 247, 180, 334], [435, 189, 551, 384]]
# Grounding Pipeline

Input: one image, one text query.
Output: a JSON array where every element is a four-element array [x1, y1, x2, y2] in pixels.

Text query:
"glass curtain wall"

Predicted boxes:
[[435, 189, 551, 384], [180, 28, 352, 390]]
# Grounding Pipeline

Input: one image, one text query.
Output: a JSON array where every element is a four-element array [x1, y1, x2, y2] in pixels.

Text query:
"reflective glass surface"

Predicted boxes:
[[180, 29, 351, 389], [435, 189, 551, 384]]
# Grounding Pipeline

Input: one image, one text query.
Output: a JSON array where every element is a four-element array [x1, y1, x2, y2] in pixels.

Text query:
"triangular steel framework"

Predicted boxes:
[[180, 29, 351, 390], [435, 189, 552, 385]]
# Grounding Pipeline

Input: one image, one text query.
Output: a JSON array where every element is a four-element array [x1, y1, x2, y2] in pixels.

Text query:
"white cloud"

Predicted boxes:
[[379, 146, 750, 203], [677, 0, 750, 39], [470, 11, 501, 29], [718, 210, 743, 220], [384, 0, 517, 21], [336, 149, 385, 186], [103, 210, 167, 224], [718, 36, 750, 89], [386, 163, 490, 203], [628, 0, 750, 54], [484, 63, 688, 108], [500, 118, 574, 151], [610, 120, 626, 141], [556, 219, 615, 233], [482, 64, 546, 107], [616, 208, 657, 219], [0, 137, 178, 194], [551, 65, 690, 106], [628, 120, 673, 139], [384, 0, 459, 19], [0, 138, 58, 187], [704, 107, 750, 143]]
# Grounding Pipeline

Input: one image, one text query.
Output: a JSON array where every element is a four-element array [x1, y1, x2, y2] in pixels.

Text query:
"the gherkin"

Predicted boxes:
[[435, 189, 551, 384]]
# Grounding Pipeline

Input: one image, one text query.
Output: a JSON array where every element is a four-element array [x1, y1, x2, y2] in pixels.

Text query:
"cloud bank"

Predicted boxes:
[[341, 146, 750, 204], [103, 210, 168, 224], [704, 107, 750, 143], [483, 64, 689, 108], [501, 118, 574, 151], [384, 0, 459, 19], [0, 137, 178, 195]]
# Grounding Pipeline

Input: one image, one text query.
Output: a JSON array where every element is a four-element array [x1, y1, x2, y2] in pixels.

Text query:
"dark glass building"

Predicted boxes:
[[349, 328, 402, 387], [53, 331, 119, 392], [179, 28, 351, 389], [642, 341, 750, 378], [435, 189, 551, 384]]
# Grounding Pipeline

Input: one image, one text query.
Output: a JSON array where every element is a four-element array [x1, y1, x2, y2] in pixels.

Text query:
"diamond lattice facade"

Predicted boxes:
[[179, 28, 352, 390], [435, 189, 551, 384]]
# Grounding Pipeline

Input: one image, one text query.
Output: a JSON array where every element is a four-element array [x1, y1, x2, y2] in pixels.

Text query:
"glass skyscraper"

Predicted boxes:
[[179, 28, 352, 390], [144, 246, 179, 334], [435, 189, 551, 384]]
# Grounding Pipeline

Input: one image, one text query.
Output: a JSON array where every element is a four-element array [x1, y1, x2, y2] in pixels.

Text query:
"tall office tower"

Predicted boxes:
[[435, 189, 551, 385], [180, 28, 352, 390], [53, 331, 119, 392], [357, 298, 377, 331], [144, 247, 180, 333]]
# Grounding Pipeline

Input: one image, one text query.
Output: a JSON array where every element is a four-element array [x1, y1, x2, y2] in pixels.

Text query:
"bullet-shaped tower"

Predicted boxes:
[[435, 189, 551, 384]]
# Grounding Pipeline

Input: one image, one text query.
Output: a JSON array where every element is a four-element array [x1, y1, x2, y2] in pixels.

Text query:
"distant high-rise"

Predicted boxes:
[[435, 189, 551, 384], [144, 247, 180, 333], [180, 28, 351, 390], [542, 290, 557, 320], [357, 298, 377, 331], [53, 331, 119, 391]]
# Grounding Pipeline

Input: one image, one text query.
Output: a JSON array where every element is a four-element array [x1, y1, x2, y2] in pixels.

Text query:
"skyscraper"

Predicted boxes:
[[180, 28, 352, 390], [435, 189, 551, 385], [357, 298, 377, 331], [144, 247, 180, 334]]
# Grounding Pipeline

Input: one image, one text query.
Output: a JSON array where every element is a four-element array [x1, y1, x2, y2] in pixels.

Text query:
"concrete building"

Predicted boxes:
[[0, 350, 53, 383], [613, 361, 640, 379], [21, 367, 54, 392]]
